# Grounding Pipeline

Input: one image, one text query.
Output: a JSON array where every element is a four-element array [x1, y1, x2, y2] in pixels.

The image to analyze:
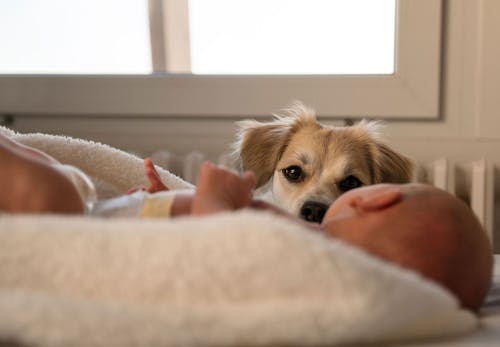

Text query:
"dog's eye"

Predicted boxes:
[[338, 175, 362, 192], [282, 165, 304, 182]]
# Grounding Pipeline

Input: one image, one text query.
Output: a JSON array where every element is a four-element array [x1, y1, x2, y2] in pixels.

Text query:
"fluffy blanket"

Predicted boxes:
[[0, 127, 477, 347], [0, 126, 192, 198]]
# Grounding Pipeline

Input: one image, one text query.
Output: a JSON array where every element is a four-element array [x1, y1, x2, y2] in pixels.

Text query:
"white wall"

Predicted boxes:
[[386, 0, 500, 161]]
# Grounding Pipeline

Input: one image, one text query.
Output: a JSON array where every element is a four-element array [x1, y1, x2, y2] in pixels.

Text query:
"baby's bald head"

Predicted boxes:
[[322, 183, 493, 311]]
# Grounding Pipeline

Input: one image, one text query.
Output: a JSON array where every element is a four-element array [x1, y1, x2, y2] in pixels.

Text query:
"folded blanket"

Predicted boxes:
[[0, 212, 476, 347], [0, 127, 477, 347], [0, 126, 192, 197]]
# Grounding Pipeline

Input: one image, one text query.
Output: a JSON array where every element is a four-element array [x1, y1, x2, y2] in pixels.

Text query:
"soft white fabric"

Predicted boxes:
[[0, 212, 477, 347], [0, 126, 192, 197], [0, 127, 478, 346]]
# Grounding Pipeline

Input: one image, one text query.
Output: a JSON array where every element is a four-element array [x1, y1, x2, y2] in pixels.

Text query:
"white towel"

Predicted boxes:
[[0, 126, 192, 197], [0, 127, 477, 346]]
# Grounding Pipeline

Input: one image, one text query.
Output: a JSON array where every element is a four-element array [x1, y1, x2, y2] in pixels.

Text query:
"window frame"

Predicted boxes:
[[0, 0, 442, 119]]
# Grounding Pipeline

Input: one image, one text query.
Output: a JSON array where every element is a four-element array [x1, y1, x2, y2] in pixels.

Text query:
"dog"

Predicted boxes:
[[233, 103, 414, 223]]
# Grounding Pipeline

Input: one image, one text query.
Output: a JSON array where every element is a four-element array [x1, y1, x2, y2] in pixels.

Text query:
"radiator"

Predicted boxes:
[[418, 158, 496, 248], [147, 150, 497, 251]]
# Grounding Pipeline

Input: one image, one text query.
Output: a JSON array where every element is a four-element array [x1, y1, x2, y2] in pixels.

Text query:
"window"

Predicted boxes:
[[188, 0, 396, 75], [0, 0, 151, 74], [0, 0, 442, 119]]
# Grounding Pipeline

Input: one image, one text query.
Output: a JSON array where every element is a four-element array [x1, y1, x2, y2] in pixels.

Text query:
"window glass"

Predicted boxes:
[[0, 0, 151, 74], [188, 0, 396, 75]]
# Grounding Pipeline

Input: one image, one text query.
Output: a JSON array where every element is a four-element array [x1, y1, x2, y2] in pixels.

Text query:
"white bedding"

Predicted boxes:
[[405, 255, 500, 347], [0, 126, 192, 198], [0, 127, 496, 347]]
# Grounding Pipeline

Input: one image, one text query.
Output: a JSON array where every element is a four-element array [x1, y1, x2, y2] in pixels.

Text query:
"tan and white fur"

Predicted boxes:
[[234, 103, 414, 223]]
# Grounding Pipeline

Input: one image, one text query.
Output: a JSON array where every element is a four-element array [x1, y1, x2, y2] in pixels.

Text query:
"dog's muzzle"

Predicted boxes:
[[300, 201, 328, 223]]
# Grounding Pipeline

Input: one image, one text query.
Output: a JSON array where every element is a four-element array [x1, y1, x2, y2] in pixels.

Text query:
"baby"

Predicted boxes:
[[0, 133, 493, 312]]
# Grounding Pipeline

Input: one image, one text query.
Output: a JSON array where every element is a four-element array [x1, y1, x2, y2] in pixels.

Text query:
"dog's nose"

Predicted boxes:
[[300, 201, 328, 223]]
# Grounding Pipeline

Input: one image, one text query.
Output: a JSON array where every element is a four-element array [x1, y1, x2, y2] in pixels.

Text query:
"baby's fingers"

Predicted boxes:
[[144, 158, 169, 193]]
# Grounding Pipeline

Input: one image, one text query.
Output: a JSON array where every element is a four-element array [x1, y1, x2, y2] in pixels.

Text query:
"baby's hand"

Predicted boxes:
[[143, 158, 169, 193], [127, 158, 169, 194], [192, 161, 256, 215]]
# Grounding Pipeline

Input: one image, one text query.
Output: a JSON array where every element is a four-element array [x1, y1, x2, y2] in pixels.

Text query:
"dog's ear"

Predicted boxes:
[[233, 102, 317, 187], [375, 142, 415, 183], [233, 119, 293, 187], [353, 120, 415, 183]]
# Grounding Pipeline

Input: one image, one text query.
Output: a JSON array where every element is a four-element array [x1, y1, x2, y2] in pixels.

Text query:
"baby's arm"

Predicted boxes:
[[136, 159, 297, 219], [190, 162, 313, 227], [161, 161, 257, 217]]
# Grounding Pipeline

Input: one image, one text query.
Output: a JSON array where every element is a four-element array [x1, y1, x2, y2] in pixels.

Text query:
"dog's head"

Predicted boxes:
[[233, 103, 414, 223]]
